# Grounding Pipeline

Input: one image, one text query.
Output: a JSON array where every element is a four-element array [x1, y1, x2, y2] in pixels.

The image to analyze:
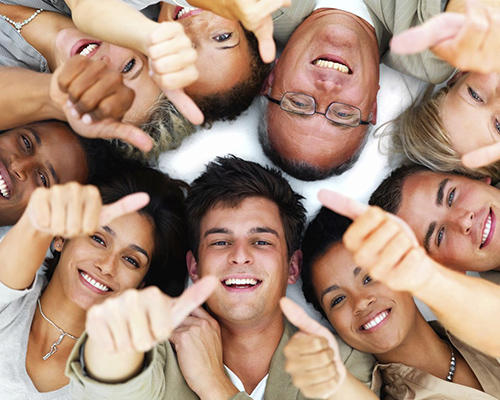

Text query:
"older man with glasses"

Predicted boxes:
[[259, 0, 458, 181]]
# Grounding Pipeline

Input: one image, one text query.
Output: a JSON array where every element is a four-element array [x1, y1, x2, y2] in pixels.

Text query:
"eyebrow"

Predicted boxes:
[[204, 227, 230, 238], [103, 226, 150, 261], [436, 178, 450, 206], [320, 284, 340, 305], [424, 222, 437, 253], [25, 127, 60, 184], [353, 267, 361, 277], [219, 39, 240, 50], [204, 226, 280, 238]]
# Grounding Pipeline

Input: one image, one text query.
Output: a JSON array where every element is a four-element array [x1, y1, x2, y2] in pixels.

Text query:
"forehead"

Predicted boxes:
[[313, 243, 357, 290]]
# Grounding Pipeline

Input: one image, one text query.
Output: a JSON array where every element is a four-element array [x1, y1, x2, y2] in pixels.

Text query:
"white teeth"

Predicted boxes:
[[79, 43, 98, 57], [313, 59, 349, 73], [80, 271, 109, 292], [224, 278, 258, 286], [176, 6, 198, 19], [482, 214, 492, 245], [0, 173, 10, 199], [362, 310, 389, 330]]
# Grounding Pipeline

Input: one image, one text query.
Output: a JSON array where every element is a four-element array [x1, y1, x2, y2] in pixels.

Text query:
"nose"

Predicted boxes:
[[100, 55, 111, 67], [95, 252, 118, 276], [314, 79, 342, 94], [453, 209, 474, 235], [229, 242, 252, 266], [10, 154, 35, 182], [353, 292, 377, 315]]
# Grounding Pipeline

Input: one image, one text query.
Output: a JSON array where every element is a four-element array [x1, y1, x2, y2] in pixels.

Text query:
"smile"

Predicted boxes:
[[174, 6, 202, 20], [0, 172, 10, 199], [78, 43, 99, 57], [480, 209, 495, 248], [313, 58, 349, 74], [79, 270, 110, 292], [223, 278, 260, 288], [360, 309, 391, 331]]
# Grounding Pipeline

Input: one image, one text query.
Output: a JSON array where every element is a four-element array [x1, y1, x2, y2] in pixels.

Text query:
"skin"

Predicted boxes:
[[265, 9, 379, 171], [312, 243, 418, 355], [397, 171, 500, 272], [159, 5, 252, 98], [442, 72, 500, 155], [187, 197, 300, 327], [0, 121, 88, 226], [54, 29, 161, 124]]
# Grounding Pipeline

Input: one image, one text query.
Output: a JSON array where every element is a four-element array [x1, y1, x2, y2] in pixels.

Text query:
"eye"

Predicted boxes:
[[37, 171, 48, 188], [212, 240, 229, 246], [331, 295, 345, 308], [495, 119, 500, 135], [124, 256, 139, 268], [448, 188, 456, 207], [213, 32, 232, 42], [122, 58, 136, 74], [254, 240, 271, 246], [467, 86, 483, 103], [436, 227, 444, 247], [21, 135, 31, 153], [363, 274, 373, 285], [91, 234, 105, 246]]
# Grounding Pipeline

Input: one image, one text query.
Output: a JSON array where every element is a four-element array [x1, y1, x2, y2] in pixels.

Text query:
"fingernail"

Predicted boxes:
[[70, 108, 80, 118], [82, 114, 92, 125], [66, 100, 73, 108], [149, 69, 153, 77]]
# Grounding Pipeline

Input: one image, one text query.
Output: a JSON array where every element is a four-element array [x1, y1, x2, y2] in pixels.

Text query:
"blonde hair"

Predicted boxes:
[[389, 85, 500, 183], [112, 93, 196, 163]]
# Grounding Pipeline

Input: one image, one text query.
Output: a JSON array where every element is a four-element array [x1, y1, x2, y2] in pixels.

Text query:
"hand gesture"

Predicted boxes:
[[280, 297, 346, 399], [147, 22, 204, 125], [318, 190, 436, 295], [390, 0, 500, 74], [25, 182, 149, 237], [85, 277, 218, 353], [50, 56, 153, 152], [192, 0, 291, 62], [170, 307, 239, 398]]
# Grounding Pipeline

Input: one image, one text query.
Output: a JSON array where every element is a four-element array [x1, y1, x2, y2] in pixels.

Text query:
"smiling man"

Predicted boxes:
[[66, 156, 375, 400], [369, 164, 500, 282], [260, 0, 457, 181]]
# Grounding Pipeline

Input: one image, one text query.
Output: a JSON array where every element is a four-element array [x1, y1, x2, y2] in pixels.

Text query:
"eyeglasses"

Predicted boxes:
[[265, 92, 370, 127]]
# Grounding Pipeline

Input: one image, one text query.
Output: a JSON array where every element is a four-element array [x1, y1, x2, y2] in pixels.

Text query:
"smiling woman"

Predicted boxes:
[[0, 164, 189, 398]]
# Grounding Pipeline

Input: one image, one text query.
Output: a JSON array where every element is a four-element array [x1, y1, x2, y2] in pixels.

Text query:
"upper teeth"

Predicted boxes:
[[0, 173, 10, 199], [224, 278, 258, 286], [80, 43, 98, 57], [482, 214, 492, 246], [80, 271, 109, 292], [176, 6, 198, 19], [313, 59, 349, 73], [362, 310, 389, 330]]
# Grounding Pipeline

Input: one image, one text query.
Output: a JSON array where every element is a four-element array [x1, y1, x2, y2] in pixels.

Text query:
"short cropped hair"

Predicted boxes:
[[369, 164, 431, 214], [301, 207, 352, 320], [186, 156, 306, 260]]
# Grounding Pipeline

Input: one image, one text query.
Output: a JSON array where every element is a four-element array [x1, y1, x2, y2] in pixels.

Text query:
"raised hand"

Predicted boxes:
[[50, 56, 153, 151], [146, 22, 204, 125], [280, 297, 346, 399], [26, 182, 149, 237], [318, 190, 435, 295], [85, 277, 218, 353]]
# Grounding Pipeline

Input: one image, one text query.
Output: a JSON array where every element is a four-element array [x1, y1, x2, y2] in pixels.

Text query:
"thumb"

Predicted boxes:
[[462, 142, 500, 168], [171, 276, 218, 328], [99, 192, 150, 225], [318, 189, 368, 221], [164, 89, 204, 126], [253, 18, 276, 63], [390, 13, 465, 54], [102, 121, 153, 152]]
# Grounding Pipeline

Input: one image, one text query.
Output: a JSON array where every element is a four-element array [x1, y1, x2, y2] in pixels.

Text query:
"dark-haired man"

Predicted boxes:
[[369, 164, 500, 283], [66, 156, 375, 399], [260, 0, 459, 181]]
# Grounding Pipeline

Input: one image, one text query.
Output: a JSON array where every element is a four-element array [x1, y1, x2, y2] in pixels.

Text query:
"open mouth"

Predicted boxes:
[[312, 56, 351, 74], [480, 209, 495, 248], [79, 270, 111, 293], [71, 40, 101, 58], [222, 278, 261, 290], [78, 43, 99, 57], [360, 309, 391, 331], [0, 172, 10, 199], [173, 6, 202, 21]]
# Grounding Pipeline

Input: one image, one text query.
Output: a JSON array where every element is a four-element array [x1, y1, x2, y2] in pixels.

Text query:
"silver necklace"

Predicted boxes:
[[37, 298, 79, 361], [0, 8, 43, 34], [446, 343, 456, 382]]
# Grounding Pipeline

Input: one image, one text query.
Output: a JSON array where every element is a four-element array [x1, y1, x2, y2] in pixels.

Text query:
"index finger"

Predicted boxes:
[[99, 192, 150, 225], [164, 89, 204, 126], [318, 189, 368, 221]]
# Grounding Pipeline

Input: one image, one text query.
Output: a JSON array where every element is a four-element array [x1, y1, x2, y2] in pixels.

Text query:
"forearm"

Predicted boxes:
[[415, 261, 500, 357], [84, 335, 146, 382], [328, 372, 377, 400], [445, 0, 500, 12], [0, 67, 64, 130], [0, 214, 52, 290], [67, 0, 158, 55]]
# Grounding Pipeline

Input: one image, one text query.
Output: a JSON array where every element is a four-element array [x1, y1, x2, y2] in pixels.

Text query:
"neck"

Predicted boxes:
[[219, 312, 285, 394]]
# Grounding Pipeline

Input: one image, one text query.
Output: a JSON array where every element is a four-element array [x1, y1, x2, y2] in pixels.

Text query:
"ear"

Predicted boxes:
[[261, 64, 276, 95], [287, 249, 302, 285], [481, 176, 492, 185], [53, 237, 65, 252], [370, 92, 378, 125], [186, 251, 200, 282]]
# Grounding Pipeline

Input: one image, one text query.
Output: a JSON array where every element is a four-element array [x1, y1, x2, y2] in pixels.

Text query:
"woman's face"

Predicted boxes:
[[442, 72, 500, 155], [55, 29, 161, 124], [159, 5, 252, 97], [52, 211, 155, 310], [311, 243, 417, 355]]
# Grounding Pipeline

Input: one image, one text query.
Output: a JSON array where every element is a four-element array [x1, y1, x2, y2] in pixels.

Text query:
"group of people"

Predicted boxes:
[[1, 0, 500, 399]]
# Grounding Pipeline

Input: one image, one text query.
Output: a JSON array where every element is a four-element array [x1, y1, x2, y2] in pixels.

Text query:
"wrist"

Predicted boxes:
[[198, 373, 239, 400]]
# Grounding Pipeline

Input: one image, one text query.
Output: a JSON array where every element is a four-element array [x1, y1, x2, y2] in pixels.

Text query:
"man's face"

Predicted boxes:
[[188, 197, 300, 326], [312, 243, 417, 355], [52, 212, 154, 310], [0, 122, 88, 226], [159, 5, 252, 97], [398, 171, 500, 272], [266, 9, 379, 171]]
